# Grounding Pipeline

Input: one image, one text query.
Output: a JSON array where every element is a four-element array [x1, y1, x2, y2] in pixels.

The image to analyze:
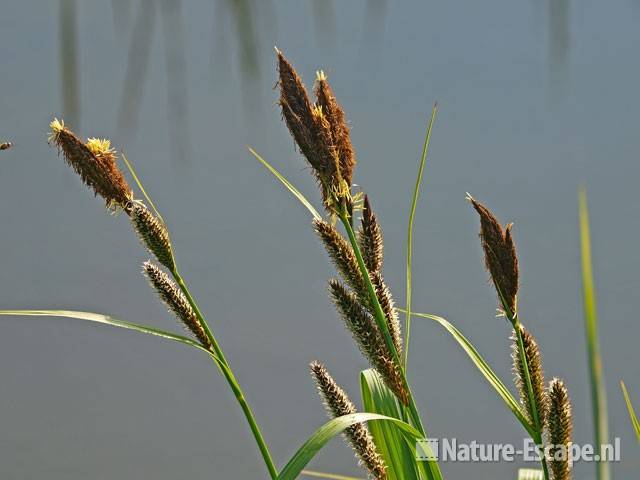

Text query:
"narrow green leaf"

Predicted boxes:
[[405, 103, 438, 369], [277, 413, 423, 480], [579, 189, 611, 480], [248, 147, 322, 220], [300, 470, 363, 480], [517, 469, 544, 480], [121, 152, 164, 223], [0, 310, 211, 355], [400, 308, 535, 437], [620, 381, 640, 441], [361, 369, 418, 480]]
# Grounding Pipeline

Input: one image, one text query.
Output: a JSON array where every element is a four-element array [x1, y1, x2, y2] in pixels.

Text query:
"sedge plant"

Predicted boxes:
[[0, 51, 629, 480]]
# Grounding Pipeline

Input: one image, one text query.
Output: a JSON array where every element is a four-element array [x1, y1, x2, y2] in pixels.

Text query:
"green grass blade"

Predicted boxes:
[[401, 308, 535, 437], [0, 309, 211, 355], [517, 469, 544, 480], [121, 152, 164, 222], [248, 147, 321, 220], [301, 470, 363, 480], [361, 369, 418, 480], [579, 189, 611, 480], [404, 103, 437, 370], [277, 413, 423, 480], [621, 381, 640, 441]]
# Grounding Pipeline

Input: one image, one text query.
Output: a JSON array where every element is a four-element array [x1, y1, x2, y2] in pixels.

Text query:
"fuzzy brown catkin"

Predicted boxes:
[[329, 279, 409, 406], [371, 271, 402, 358], [358, 195, 384, 275], [277, 51, 340, 207], [469, 196, 519, 315], [511, 325, 548, 428], [48, 119, 133, 208], [548, 378, 573, 480], [314, 219, 369, 304], [314, 72, 355, 188], [143, 261, 210, 349], [309, 361, 387, 479], [130, 202, 175, 270]]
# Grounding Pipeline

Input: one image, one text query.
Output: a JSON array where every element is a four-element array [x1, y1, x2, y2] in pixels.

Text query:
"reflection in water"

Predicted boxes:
[[549, 0, 570, 98], [118, 0, 156, 145], [59, 0, 80, 128], [111, 0, 132, 37], [363, 0, 388, 49], [312, 0, 336, 47], [160, 0, 190, 163]]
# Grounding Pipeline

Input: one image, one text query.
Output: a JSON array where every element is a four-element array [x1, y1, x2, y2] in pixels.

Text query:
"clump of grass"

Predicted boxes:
[[0, 49, 631, 480]]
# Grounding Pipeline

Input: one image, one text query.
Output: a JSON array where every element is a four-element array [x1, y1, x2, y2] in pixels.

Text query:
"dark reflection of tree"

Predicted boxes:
[[549, 0, 570, 98], [117, 0, 156, 144], [160, 0, 190, 164], [59, 0, 80, 129]]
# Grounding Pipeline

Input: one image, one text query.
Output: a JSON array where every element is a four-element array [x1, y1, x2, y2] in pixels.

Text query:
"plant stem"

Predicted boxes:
[[171, 267, 278, 480], [512, 315, 550, 480], [337, 204, 425, 436]]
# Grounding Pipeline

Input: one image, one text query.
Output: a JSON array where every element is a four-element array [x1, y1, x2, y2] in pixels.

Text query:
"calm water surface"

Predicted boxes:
[[0, 1, 638, 478]]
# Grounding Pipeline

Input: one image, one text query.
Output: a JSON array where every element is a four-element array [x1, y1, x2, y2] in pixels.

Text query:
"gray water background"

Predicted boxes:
[[0, 1, 638, 478]]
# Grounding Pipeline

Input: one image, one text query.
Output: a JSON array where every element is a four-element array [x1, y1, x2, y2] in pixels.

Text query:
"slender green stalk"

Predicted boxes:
[[512, 316, 550, 480], [171, 266, 278, 480], [337, 203, 425, 436], [579, 189, 611, 480], [404, 103, 437, 369]]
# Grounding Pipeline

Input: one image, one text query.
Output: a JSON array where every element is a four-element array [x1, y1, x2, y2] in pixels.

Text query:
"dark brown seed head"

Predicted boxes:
[[548, 378, 573, 480], [329, 279, 408, 405], [314, 219, 369, 304], [468, 195, 519, 316], [49, 119, 133, 208], [309, 360, 388, 479], [511, 325, 548, 428], [276, 51, 348, 210], [314, 71, 356, 188], [143, 261, 211, 349], [370, 271, 402, 358], [358, 196, 384, 275], [130, 202, 175, 270]]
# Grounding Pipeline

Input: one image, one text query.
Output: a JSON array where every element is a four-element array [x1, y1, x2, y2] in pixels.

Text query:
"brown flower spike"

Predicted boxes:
[[511, 325, 548, 428], [49, 119, 133, 208], [130, 202, 175, 271], [310, 361, 387, 479], [277, 51, 353, 209], [329, 279, 409, 405], [468, 195, 519, 315], [314, 71, 356, 189], [548, 378, 573, 480], [143, 261, 211, 349], [358, 195, 384, 275]]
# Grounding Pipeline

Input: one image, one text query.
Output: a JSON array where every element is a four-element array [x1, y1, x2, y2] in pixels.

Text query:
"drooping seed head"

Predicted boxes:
[[468, 194, 519, 316], [314, 219, 369, 305], [358, 195, 384, 275], [142, 261, 210, 349], [329, 279, 408, 405], [511, 325, 548, 428], [314, 70, 356, 189], [49, 118, 133, 208], [310, 360, 387, 479], [370, 271, 402, 358], [548, 378, 573, 480], [130, 202, 175, 270]]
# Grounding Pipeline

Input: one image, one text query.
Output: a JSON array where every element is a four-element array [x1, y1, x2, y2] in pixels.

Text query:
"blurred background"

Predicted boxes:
[[0, 0, 638, 478]]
